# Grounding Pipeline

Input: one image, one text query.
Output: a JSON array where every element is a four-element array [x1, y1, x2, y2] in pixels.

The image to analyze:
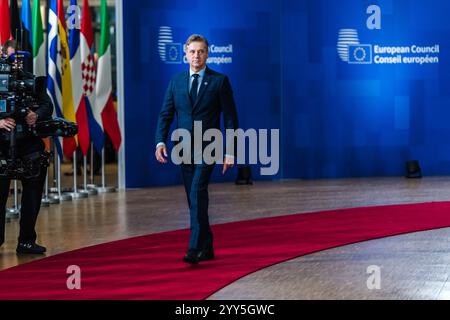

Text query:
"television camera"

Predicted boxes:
[[0, 51, 78, 179]]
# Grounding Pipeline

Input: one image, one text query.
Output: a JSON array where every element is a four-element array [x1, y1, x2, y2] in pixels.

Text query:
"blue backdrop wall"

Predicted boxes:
[[123, 0, 450, 188]]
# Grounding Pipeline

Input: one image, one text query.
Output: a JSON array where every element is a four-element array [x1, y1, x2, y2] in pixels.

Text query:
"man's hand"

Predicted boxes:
[[222, 156, 234, 174], [25, 110, 38, 126], [0, 118, 16, 131], [155, 145, 168, 164]]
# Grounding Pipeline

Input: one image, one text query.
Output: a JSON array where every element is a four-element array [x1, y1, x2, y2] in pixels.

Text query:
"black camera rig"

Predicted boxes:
[[0, 51, 78, 179]]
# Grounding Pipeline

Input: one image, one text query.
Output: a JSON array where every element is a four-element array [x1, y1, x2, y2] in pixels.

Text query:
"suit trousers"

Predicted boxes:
[[180, 163, 215, 251], [0, 166, 47, 245]]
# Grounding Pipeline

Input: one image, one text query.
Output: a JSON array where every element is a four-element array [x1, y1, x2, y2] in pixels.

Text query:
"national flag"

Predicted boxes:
[[10, 0, 20, 42], [95, 0, 121, 152], [20, 0, 33, 72], [0, 0, 12, 45], [47, 0, 63, 159], [20, 0, 32, 52], [70, 0, 89, 156], [82, 0, 102, 153], [57, 0, 77, 159], [33, 0, 46, 77], [80, 0, 100, 154]]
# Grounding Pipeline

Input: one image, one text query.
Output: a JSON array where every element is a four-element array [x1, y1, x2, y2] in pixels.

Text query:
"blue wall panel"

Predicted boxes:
[[123, 0, 281, 187], [123, 0, 450, 187]]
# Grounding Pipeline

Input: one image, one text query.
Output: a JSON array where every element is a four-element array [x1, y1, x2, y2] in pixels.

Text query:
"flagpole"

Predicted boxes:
[[6, 181, 20, 219], [83, 156, 87, 188], [41, 170, 51, 207], [82, 154, 97, 195], [90, 142, 94, 184], [70, 150, 88, 199], [49, 141, 61, 203], [87, 141, 97, 190], [57, 154, 72, 201], [42, 158, 61, 205], [97, 148, 115, 193], [50, 142, 58, 193], [47, 156, 60, 203], [102, 148, 105, 187], [45, 139, 60, 204]]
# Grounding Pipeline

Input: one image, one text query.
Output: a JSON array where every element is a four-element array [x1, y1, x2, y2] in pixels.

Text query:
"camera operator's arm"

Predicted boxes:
[[32, 76, 54, 121]]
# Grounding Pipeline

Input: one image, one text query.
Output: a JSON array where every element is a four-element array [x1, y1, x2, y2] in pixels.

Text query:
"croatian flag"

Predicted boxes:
[[81, 0, 102, 153], [69, 0, 90, 156]]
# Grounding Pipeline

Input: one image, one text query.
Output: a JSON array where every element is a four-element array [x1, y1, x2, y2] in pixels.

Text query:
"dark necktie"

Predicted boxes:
[[190, 74, 200, 104]]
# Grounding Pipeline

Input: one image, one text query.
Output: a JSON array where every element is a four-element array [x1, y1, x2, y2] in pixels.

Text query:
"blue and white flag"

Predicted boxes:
[[47, 0, 63, 159]]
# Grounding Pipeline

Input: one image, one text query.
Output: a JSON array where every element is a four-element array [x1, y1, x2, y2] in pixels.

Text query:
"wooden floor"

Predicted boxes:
[[2, 172, 450, 299]]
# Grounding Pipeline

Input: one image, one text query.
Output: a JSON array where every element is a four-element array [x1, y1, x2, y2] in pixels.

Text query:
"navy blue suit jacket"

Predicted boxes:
[[155, 67, 238, 154]]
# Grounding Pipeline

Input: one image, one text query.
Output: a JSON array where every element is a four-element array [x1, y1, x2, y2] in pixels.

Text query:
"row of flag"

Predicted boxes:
[[0, 0, 121, 159]]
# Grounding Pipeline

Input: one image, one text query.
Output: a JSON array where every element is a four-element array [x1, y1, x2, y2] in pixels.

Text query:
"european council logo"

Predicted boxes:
[[158, 26, 182, 64], [337, 29, 360, 62], [165, 43, 182, 63], [348, 44, 372, 64]]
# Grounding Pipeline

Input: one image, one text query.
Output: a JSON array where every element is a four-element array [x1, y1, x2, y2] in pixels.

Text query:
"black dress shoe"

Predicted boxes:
[[198, 248, 214, 261], [16, 242, 47, 254], [183, 250, 199, 264]]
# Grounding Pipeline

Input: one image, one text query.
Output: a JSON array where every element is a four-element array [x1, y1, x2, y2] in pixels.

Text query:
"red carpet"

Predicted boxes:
[[1, 202, 450, 299]]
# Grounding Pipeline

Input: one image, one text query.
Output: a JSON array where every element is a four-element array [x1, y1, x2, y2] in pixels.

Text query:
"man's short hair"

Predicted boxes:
[[2, 39, 18, 52], [184, 34, 209, 51]]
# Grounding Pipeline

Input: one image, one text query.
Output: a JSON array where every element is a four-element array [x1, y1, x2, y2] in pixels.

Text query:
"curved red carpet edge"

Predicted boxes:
[[1, 201, 450, 299]]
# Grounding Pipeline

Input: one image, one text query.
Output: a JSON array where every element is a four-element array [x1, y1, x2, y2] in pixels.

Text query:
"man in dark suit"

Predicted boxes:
[[155, 34, 238, 264]]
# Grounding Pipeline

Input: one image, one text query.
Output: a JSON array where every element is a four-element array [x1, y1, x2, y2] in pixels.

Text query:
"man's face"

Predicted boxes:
[[186, 41, 208, 71], [6, 47, 15, 57]]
